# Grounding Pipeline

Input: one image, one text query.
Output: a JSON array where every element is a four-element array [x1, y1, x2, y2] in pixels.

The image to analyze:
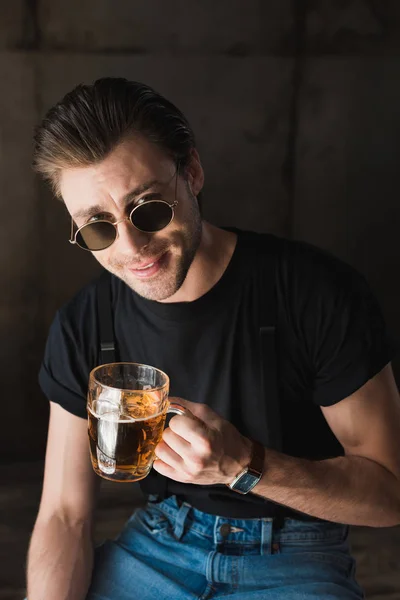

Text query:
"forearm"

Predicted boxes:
[[27, 514, 94, 600], [252, 449, 400, 527]]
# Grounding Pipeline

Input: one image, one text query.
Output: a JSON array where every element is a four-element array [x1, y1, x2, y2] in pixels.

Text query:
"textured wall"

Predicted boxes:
[[0, 1, 399, 461], [293, 1, 400, 379]]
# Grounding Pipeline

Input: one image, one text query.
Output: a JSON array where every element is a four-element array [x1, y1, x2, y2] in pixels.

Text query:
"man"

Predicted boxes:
[[27, 77, 400, 600]]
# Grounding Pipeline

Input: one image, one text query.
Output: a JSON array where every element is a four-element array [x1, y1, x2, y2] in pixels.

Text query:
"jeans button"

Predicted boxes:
[[219, 523, 231, 537]]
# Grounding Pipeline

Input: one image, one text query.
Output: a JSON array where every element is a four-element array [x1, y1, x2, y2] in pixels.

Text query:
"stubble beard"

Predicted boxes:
[[105, 192, 203, 301]]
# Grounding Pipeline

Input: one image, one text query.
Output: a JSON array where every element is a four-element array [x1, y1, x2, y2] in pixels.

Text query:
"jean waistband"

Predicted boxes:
[[147, 494, 349, 547]]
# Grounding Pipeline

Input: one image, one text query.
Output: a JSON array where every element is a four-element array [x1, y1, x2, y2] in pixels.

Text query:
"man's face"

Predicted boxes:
[[60, 137, 203, 301]]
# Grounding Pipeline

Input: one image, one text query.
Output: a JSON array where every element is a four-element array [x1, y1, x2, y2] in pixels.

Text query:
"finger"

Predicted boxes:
[[168, 413, 209, 445], [162, 426, 192, 457], [155, 439, 185, 471]]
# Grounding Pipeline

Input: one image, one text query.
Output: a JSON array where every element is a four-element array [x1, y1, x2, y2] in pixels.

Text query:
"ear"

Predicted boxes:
[[185, 148, 204, 196]]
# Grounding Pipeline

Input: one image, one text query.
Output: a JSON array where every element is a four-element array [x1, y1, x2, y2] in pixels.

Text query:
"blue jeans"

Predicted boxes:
[[87, 495, 364, 599]]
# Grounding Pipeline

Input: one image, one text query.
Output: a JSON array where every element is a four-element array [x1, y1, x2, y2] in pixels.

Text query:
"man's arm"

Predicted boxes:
[[153, 364, 400, 527], [251, 363, 400, 526], [27, 402, 101, 600]]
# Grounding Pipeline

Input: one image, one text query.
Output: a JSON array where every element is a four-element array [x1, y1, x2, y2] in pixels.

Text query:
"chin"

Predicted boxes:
[[116, 262, 185, 302], [128, 276, 181, 301]]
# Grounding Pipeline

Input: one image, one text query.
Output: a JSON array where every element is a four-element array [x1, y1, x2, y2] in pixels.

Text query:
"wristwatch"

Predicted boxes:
[[227, 440, 265, 495]]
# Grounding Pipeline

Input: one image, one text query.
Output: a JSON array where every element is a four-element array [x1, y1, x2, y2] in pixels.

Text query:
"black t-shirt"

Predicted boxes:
[[39, 230, 397, 519]]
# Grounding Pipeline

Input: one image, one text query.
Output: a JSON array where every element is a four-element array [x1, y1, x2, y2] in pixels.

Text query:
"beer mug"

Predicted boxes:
[[87, 363, 185, 482]]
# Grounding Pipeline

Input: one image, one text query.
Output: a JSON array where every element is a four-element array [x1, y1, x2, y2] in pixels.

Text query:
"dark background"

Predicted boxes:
[[1, 2, 400, 599], [1, 0, 400, 462]]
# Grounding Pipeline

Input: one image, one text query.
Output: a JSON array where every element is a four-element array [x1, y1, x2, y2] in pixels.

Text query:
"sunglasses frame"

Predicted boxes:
[[69, 164, 180, 252]]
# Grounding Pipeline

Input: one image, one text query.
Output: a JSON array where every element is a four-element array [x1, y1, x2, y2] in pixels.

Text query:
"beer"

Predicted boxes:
[[88, 392, 167, 482], [87, 363, 185, 482]]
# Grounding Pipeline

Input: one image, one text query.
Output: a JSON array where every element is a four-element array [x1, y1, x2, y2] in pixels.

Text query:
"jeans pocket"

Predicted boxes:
[[134, 505, 171, 536]]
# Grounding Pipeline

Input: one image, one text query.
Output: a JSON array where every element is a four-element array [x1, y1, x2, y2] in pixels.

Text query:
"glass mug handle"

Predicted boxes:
[[167, 402, 186, 416]]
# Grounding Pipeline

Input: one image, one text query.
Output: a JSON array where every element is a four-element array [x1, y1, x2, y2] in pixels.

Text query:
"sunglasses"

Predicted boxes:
[[69, 166, 179, 252]]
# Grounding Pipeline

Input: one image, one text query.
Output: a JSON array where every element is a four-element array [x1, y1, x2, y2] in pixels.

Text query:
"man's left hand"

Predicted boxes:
[[152, 397, 252, 485]]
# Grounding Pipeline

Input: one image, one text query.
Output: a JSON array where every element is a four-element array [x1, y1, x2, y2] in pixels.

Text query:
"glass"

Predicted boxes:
[[87, 362, 185, 482], [70, 163, 180, 251], [70, 199, 178, 251]]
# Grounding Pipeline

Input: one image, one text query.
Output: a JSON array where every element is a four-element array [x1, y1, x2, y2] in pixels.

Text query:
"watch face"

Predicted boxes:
[[231, 471, 260, 494]]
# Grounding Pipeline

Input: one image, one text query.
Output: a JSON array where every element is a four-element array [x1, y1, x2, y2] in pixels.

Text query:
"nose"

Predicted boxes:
[[115, 218, 151, 254]]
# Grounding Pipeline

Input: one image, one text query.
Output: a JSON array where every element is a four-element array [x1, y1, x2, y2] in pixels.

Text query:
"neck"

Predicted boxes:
[[161, 222, 237, 303]]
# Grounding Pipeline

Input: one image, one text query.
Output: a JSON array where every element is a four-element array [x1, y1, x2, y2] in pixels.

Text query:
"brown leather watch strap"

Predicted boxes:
[[248, 440, 265, 476]]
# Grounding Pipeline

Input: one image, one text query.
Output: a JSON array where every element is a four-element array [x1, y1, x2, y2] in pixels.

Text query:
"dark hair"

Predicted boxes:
[[33, 78, 197, 196]]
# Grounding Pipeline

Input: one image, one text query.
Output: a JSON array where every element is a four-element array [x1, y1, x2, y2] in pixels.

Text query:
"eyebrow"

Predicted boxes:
[[72, 178, 162, 221]]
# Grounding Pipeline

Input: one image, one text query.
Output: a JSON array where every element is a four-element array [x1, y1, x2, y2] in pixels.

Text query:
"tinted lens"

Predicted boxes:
[[76, 222, 116, 251], [131, 201, 173, 232]]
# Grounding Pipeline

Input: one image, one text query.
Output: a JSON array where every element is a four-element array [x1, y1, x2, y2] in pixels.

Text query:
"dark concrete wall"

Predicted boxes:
[[294, 1, 400, 380], [0, 1, 399, 461]]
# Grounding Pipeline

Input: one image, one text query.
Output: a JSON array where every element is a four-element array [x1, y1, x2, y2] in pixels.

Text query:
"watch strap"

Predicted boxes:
[[227, 439, 265, 493]]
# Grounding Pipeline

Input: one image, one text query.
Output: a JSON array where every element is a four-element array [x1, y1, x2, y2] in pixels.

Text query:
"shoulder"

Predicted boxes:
[[232, 228, 285, 266], [236, 230, 374, 333], [57, 275, 99, 328], [235, 228, 362, 294], [57, 270, 122, 335], [274, 236, 366, 302]]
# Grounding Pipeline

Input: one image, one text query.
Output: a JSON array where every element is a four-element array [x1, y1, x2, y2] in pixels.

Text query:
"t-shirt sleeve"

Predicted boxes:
[[308, 264, 398, 407], [285, 242, 399, 408], [39, 309, 92, 419]]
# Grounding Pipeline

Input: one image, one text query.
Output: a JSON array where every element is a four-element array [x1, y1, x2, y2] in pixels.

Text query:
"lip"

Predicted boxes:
[[128, 252, 168, 279]]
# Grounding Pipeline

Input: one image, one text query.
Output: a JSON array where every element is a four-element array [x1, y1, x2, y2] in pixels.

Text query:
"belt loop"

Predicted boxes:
[[260, 519, 273, 556], [172, 502, 191, 541]]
